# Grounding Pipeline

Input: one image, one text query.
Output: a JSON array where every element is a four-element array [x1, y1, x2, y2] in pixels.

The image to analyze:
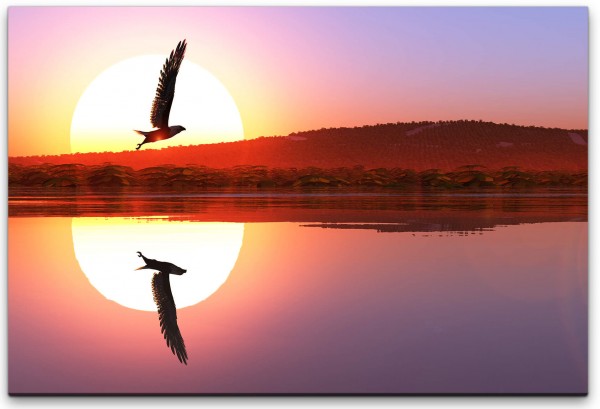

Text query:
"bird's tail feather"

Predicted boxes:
[[134, 130, 149, 136], [136, 251, 149, 269]]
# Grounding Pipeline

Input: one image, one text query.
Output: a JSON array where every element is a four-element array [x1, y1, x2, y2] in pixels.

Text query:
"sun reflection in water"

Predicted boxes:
[[71, 217, 244, 311]]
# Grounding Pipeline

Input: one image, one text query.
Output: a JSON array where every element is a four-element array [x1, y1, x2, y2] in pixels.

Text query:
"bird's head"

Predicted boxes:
[[170, 125, 186, 136], [172, 265, 187, 275]]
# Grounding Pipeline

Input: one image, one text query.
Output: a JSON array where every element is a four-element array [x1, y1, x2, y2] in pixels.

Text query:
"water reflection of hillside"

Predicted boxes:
[[300, 219, 555, 235], [9, 190, 586, 234]]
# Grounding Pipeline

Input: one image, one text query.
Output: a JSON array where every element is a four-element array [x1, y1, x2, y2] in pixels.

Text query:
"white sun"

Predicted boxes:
[[72, 218, 244, 311], [70, 56, 244, 153]]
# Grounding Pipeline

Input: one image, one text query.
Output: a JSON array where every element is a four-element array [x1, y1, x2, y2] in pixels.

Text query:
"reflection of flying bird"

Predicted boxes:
[[134, 40, 187, 150], [136, 251, 188, 365]]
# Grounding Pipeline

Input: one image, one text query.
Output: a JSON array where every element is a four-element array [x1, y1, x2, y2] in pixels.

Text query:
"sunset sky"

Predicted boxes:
[[8, 6, 588, 157]]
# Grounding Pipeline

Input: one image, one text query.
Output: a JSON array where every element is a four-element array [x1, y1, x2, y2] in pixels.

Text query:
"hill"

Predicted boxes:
[[9, 120, 587, 171]]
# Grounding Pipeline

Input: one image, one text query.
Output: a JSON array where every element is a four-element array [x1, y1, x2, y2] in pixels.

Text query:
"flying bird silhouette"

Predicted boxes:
[[136, 251, 188, 365], [134, 39, 187, 150]]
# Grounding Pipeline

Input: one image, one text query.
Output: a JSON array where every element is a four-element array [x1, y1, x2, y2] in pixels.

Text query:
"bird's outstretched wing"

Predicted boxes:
[[150, 39, 187, 129], [152, 272, 188, 365]]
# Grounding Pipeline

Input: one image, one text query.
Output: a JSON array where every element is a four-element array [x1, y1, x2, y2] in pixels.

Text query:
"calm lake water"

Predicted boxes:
[[8, 190, 587, 394]]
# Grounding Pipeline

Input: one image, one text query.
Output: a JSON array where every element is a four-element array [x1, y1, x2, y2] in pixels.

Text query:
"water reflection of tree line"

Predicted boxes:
[[8, 192, 587, 233]]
